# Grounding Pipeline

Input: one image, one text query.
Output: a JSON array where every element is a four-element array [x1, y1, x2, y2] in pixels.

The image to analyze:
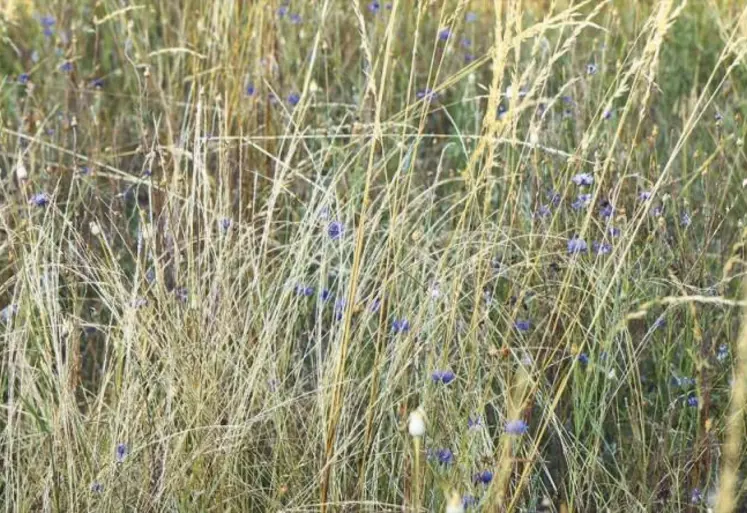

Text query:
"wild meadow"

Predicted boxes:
[[1, 0, 747, 511]]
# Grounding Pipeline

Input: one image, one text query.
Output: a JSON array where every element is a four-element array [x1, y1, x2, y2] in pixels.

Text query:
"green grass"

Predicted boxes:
[[1, 0, 747, 511]]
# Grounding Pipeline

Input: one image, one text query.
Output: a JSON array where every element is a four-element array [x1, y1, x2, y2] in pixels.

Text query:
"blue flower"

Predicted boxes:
[[603, 109, 613, 120], [592, 241, 612, 255], [431, 370, 455, 384], [18, 73, 30, 85], [277, 5, 289, 17], [287, 92, 301, 106], [567, 236, 588, 254], [91, 78, 104, 89], [60, 61, 73, 73], [577, 353, 589, 365], [435, 448, 454, 464], [416, 88, 437, 102], [438, 28, 452, 41], [691, 488, 702, 504], [467, 415, 483, 430], [505, 419, 528, 435], [245, 83, 256, 96], [464, 53, 476, 63], [514, 320, 531, 332], [599, 201, 614, 218], [29, 192, 51, 207], [370, 297, 382, 313], [368, 1, 380, 12], [115, 443, 129, 463], [586, 63, 598, 75], [715, 112, 724, 122], [327, 220, 344, 240], [653, 316, 667, 329], [40, 15, 55, 27], [686, 394, 698, 408], [463, 495, 478, 509], [547, 189, 561, 206], [717, 344, 729, 362], [639, 191, 652, 201], [90, 482, 104, 493], [295, 284, 314, 297], [608, 226, 621, 237], [334, 299, 346, 321], [460, 37, 471, 48], [320, 289, 333, 302], [681, 211, 692, 227], [220, 218, 232, 232], [535, 204, 551, 219], [571, 193, 592, 210], [392, 319, 411, 334], [289, 13, 302, 24], [571, 173, 593, 186], [473, 470, 493, 484], [497, 103, 508, 119]]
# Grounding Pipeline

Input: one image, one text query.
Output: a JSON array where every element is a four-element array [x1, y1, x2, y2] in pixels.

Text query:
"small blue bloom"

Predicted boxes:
[[691, 488, 702, 504], [91, 78, 104, 89], [535, 204, 551, 219], [599, 201, 614, 218], [547, 189, 561, 206], [497, 103, 508, 120], [639, 191, 652, 201], [603, 110, 613, 120], [571, 193, 592, 210], [514, 320, 531, 332], [438, 28, 451, 41], [473, 470, 493, 484], [115, 443, 129, 463], [653, 316, 667, 329], [687, 394, 698, 408], [463, 495, 478, 508], [18, 73, 30, 85], [287, 92, 301, 106], [577, 353, 589, 365], [370, 297, 381, 313], [60, 61, 73, 73], [245, 83, 256, 96], [289, 13, 302, 24], [29, 192, 51, 207], [681, 211, 692, 227], [460, 37, 471, 48], [464, 53, 476, 63], [90, 482, 104, 494], [295, 284, 314, 297], [392, 319, 411, 334], [416, 88, 437, 102], [334, 298, 346, 321], [505, 419, 528, 435], [717, 344, 729, 362], [467, 415, 483, 430], [592, 241, 612, 255], [320, 289, 333, 302], [586, 63, 598, 75], [277, 5, 289, 17], [368, 1, 380, 12], [440, 370, 456, 384], [40, 15, 55, 28], [571, 173, 594, 186], [715, 112, 724, 122], [567, 236, 588, 255], [436, 448, 454, 464], [220, 218, 232, 232], [327, 220, 344, 240], [608, 226, 621, 237], [651, 206, 663, 217]]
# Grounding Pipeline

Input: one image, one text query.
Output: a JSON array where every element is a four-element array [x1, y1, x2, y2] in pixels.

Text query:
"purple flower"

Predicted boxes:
[[715, 112, 724, 122], [497, 103, 508, 119], [687, 394, 698, 408], [368, 1, 381, 12], [245, 83, 256, 96], [603, 110, 613, 120], [572, 173, 594, 186], [60, 61, 73, 73], [130, 297, 148, 309], [586, 63, 598, 75], [29, 192, 51, 207], [40, 15, 55, 27], [295, 284, 314, 297], [438, 28, 451, 41], [277, 5, 289, 17], [91, 78, 104, 89], [320, 289, 332, 302], [90, 482, 104, 493], [18, 73, 30, 84], [289, 13, 302, 24], [639, 191, 652, 201], [435, 448, 454, 465], [577, 353, 589, 365], [467, 415, 483, 430], [535, 204, 551, 219], [473, 470, 493, 484], [392, 318, 411, 334], [717, 344, 729, 362], [370, 297, 381, 313], [464, 53, 476, 63], [220, 218, 232, 232], [567, 236, 588, 254], [505, 419, 528, 435], [691, 488, 702, 504], [653, 316, 667, 329], [460, 37, 471, 48], [514, 320, 531, 332], [431, 369, 454, 384], [115, 443, 129, 463], [571, 193, 592, 210], [599, 201, 614, 218], [463, 495, 478, 509], [608, 226, 621, 237], [547, 189, 561, 206], [327, 220, 344, 240], [651, 206, 663, 217], [287, 92, 301, 106], [681, 211, 692, 227], [416, 88, 437, 102], [334, 298, 346, 321], [592, 241, 612, 255]]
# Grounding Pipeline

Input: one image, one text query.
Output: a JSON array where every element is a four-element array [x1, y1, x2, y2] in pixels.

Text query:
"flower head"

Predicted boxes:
[[514, 319, 531, 332], [599, 201, 614, 218], [90, 482, 104, 494], [577, 353, 589, 365], [392, 318, 410, 334], [245, 83, 256, 96], [639, 191, 653, 201], [586, 63, 598, 75], [60, 61, 73, 73], [467, 415, 483, 430], [115, 443, 129, 463], [416, 88, 438, 103], [567, 236, 588, 255], [717, 344, 729, 362], [91, 78, 104, 89], [287, 92, 301, 106], [289, 13, 302, 24], [18, 73, 30, 85], [592, 241, 612, 255], [691, 488, 703, 504], [29, 192, 51, 207], [571, 173, 594, 186], [438, 28, 452, 41], [220, 218, 232, 232], [571, 193, 592, 210], [687, 394, 699, 408], [327, 220, 344, 240], [435, 448, 454, 465], [505, 419, 529, 435], [473, 470, 493, 485], [408, 407, 426, 437], [294, 284, 314, 297], [535, 204, 551, 219], [368, 1, 380, 12]]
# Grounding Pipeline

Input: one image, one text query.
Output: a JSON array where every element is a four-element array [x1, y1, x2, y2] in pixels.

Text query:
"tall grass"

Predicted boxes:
[[1, 0, 747, 511]]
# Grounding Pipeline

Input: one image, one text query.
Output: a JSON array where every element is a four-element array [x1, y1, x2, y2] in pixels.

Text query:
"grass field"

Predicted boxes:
[[1, 0, 747, 511]]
